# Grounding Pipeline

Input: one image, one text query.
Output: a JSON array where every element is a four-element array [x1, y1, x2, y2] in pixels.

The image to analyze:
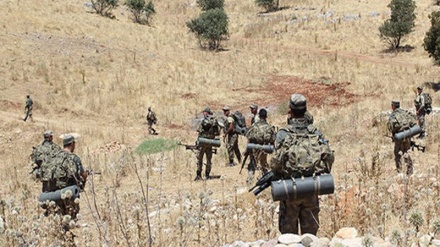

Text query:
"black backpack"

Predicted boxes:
[[232, 111, 247, 135]]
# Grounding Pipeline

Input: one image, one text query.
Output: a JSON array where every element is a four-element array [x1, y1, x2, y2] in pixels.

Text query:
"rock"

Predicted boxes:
[[274, 244, 288, 247], [278, 234, 302, 244], [432, 239, 440, 247], [330, 237, 362, 247], [262, 239, 278, 247], [316, 237, 330, 247], [249, 240, 266, 247], [335, 227, 358, 239], [302, 234, 319, 247], [419, 235, 433, 247]]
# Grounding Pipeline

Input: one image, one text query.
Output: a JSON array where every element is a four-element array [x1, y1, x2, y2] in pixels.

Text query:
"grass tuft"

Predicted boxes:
[[135, 138, 177, 155]]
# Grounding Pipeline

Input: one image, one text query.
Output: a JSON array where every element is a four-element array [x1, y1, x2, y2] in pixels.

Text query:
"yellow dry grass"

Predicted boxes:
[[1, 0, 440, 246]]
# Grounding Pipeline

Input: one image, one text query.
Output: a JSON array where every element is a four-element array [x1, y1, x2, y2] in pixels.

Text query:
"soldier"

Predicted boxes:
[[31, 130, 62, 189], [42, 134, 88, 219], [245, 108, 275, 183], [249, 103, 260, 125], [195, 107, 220, 180], [414, 86, 427, 138], [387, 100, 414, 174], [287, 109, 314, 125], [23, 95, 33, 122], [272, 94, 334, 235], [146, 107, 157, 135], [222, 106, 242, 166]]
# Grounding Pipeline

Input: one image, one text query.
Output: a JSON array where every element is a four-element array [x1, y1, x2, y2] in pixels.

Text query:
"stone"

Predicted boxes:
[[335, 227, 358, 239], [262, 239, 279, 247], [419, 235, 433, 247], [302, 234, 320, 247], [278, 234, 302, 245]]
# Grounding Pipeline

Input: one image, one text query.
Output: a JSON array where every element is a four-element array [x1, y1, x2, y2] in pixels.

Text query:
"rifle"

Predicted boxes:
[[239, 151, 250, 174], [410, 141, 426, 153], [177, 140, 218, 154], [249, 171, 274, 196], [86, 169, 102, 175], [240, 144, 274, 174]]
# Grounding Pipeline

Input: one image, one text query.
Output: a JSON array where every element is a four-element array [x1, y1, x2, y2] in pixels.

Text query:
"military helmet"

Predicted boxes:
[[43, 130, 53, 138], [289, 94, 307, 110], [391, 100, 400, 108], [63, 134, 75, 146]]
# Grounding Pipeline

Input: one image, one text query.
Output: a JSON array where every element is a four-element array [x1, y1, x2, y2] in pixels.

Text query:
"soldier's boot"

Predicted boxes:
[[205, 171, 211, 180], [194, 171, 202, 181]]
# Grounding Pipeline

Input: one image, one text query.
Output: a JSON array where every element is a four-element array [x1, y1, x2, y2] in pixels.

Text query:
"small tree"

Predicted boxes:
[[379, 0, 416, 49], [91, 0, 118, 18], [187, 8, 229, 51], [126, 0, 155, 25], [424, 11, 440, 64], [255, 0, 279, 12], [196, 0, 224, 11]]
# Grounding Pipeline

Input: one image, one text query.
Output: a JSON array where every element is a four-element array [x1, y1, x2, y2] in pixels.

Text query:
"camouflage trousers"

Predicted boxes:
[[394, 139, 412, 173], [24, 107, 33, 122], [247, 150, 269, 174], [197, 145, 212, 173], [417, 112, 426, 136], [226, 133, 241, 164], [278, 195, 320, 235], [147, 120, 156, 134]]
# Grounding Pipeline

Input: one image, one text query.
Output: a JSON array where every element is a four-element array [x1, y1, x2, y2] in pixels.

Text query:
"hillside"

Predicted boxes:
[[1, 0, 440, 246]]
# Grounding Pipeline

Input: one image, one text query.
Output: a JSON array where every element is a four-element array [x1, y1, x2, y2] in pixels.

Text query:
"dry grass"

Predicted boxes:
[[1, 0, 440, 246]]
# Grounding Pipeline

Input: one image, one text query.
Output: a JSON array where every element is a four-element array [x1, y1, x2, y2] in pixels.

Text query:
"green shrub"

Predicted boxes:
[[135, 138, 177, 155], [379, 0, 416, 49], [196, 0, 224, 11], [91, 0, 118, 18], [187, 8, 229, 51], [424, 11, 440, 65], [125, 0, 155, 25], [255, 0, 279, 12]]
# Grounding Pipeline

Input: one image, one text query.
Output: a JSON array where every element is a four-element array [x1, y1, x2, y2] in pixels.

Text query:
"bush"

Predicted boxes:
[[196, 0, 224, 11], [91, 0, 118, 18], [135, 138, 177, 155], [126, 0, 155, 25], [187, 8, 229, 51], [424, 11, 440, 65], [379, 0, 416, 49], [255, 0, 279, 12]]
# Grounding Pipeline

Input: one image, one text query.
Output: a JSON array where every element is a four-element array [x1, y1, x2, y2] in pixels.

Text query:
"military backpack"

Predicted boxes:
[[41, 151, 79, 191], [246, 121, 276, 144], [271, 125, 334, 179], [231, 111, 247, 135], [423, 93, 433, 115], [388, 108, 416, 133]]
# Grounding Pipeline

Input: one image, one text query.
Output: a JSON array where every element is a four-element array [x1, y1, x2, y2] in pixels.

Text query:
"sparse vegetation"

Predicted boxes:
[[196, 0, 224, 11], [379, 0, 416, 49], [255, 0, 279, 13], [424, 11, 440, 64], [187, 8, 229, 50], [125, 0, 155, 25], [1, 0, 440, 246], [91, 0, 119, 18], [135, 138, 177, 155]]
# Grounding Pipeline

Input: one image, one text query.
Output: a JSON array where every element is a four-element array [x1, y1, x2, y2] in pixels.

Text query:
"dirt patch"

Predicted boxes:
[[239, 75, 359, 108], [0, 100, 21, 110]]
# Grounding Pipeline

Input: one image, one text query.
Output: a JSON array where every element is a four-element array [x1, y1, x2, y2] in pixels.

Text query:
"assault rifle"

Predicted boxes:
[[248, 171, 274, 196], [239, 144, 274, 174], [86, 169, 102, 175], [178, 138, 221, 154]]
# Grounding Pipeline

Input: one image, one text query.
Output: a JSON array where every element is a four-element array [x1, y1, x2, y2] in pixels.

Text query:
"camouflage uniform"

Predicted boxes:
[[272, 94, 333, 235], [250, 104, 260, 126], [414, 87, 427, 138], [31, 131, 62, 190], [195, 108, 219, 180], [288, 110, 314, 125], [23, 95, 33, 122], [223, 106, 241, 166], [147, 107, 157, 135], [387, 101, 413, 174], [246, 112, 274, 182], [43, 135, 86, 219]]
